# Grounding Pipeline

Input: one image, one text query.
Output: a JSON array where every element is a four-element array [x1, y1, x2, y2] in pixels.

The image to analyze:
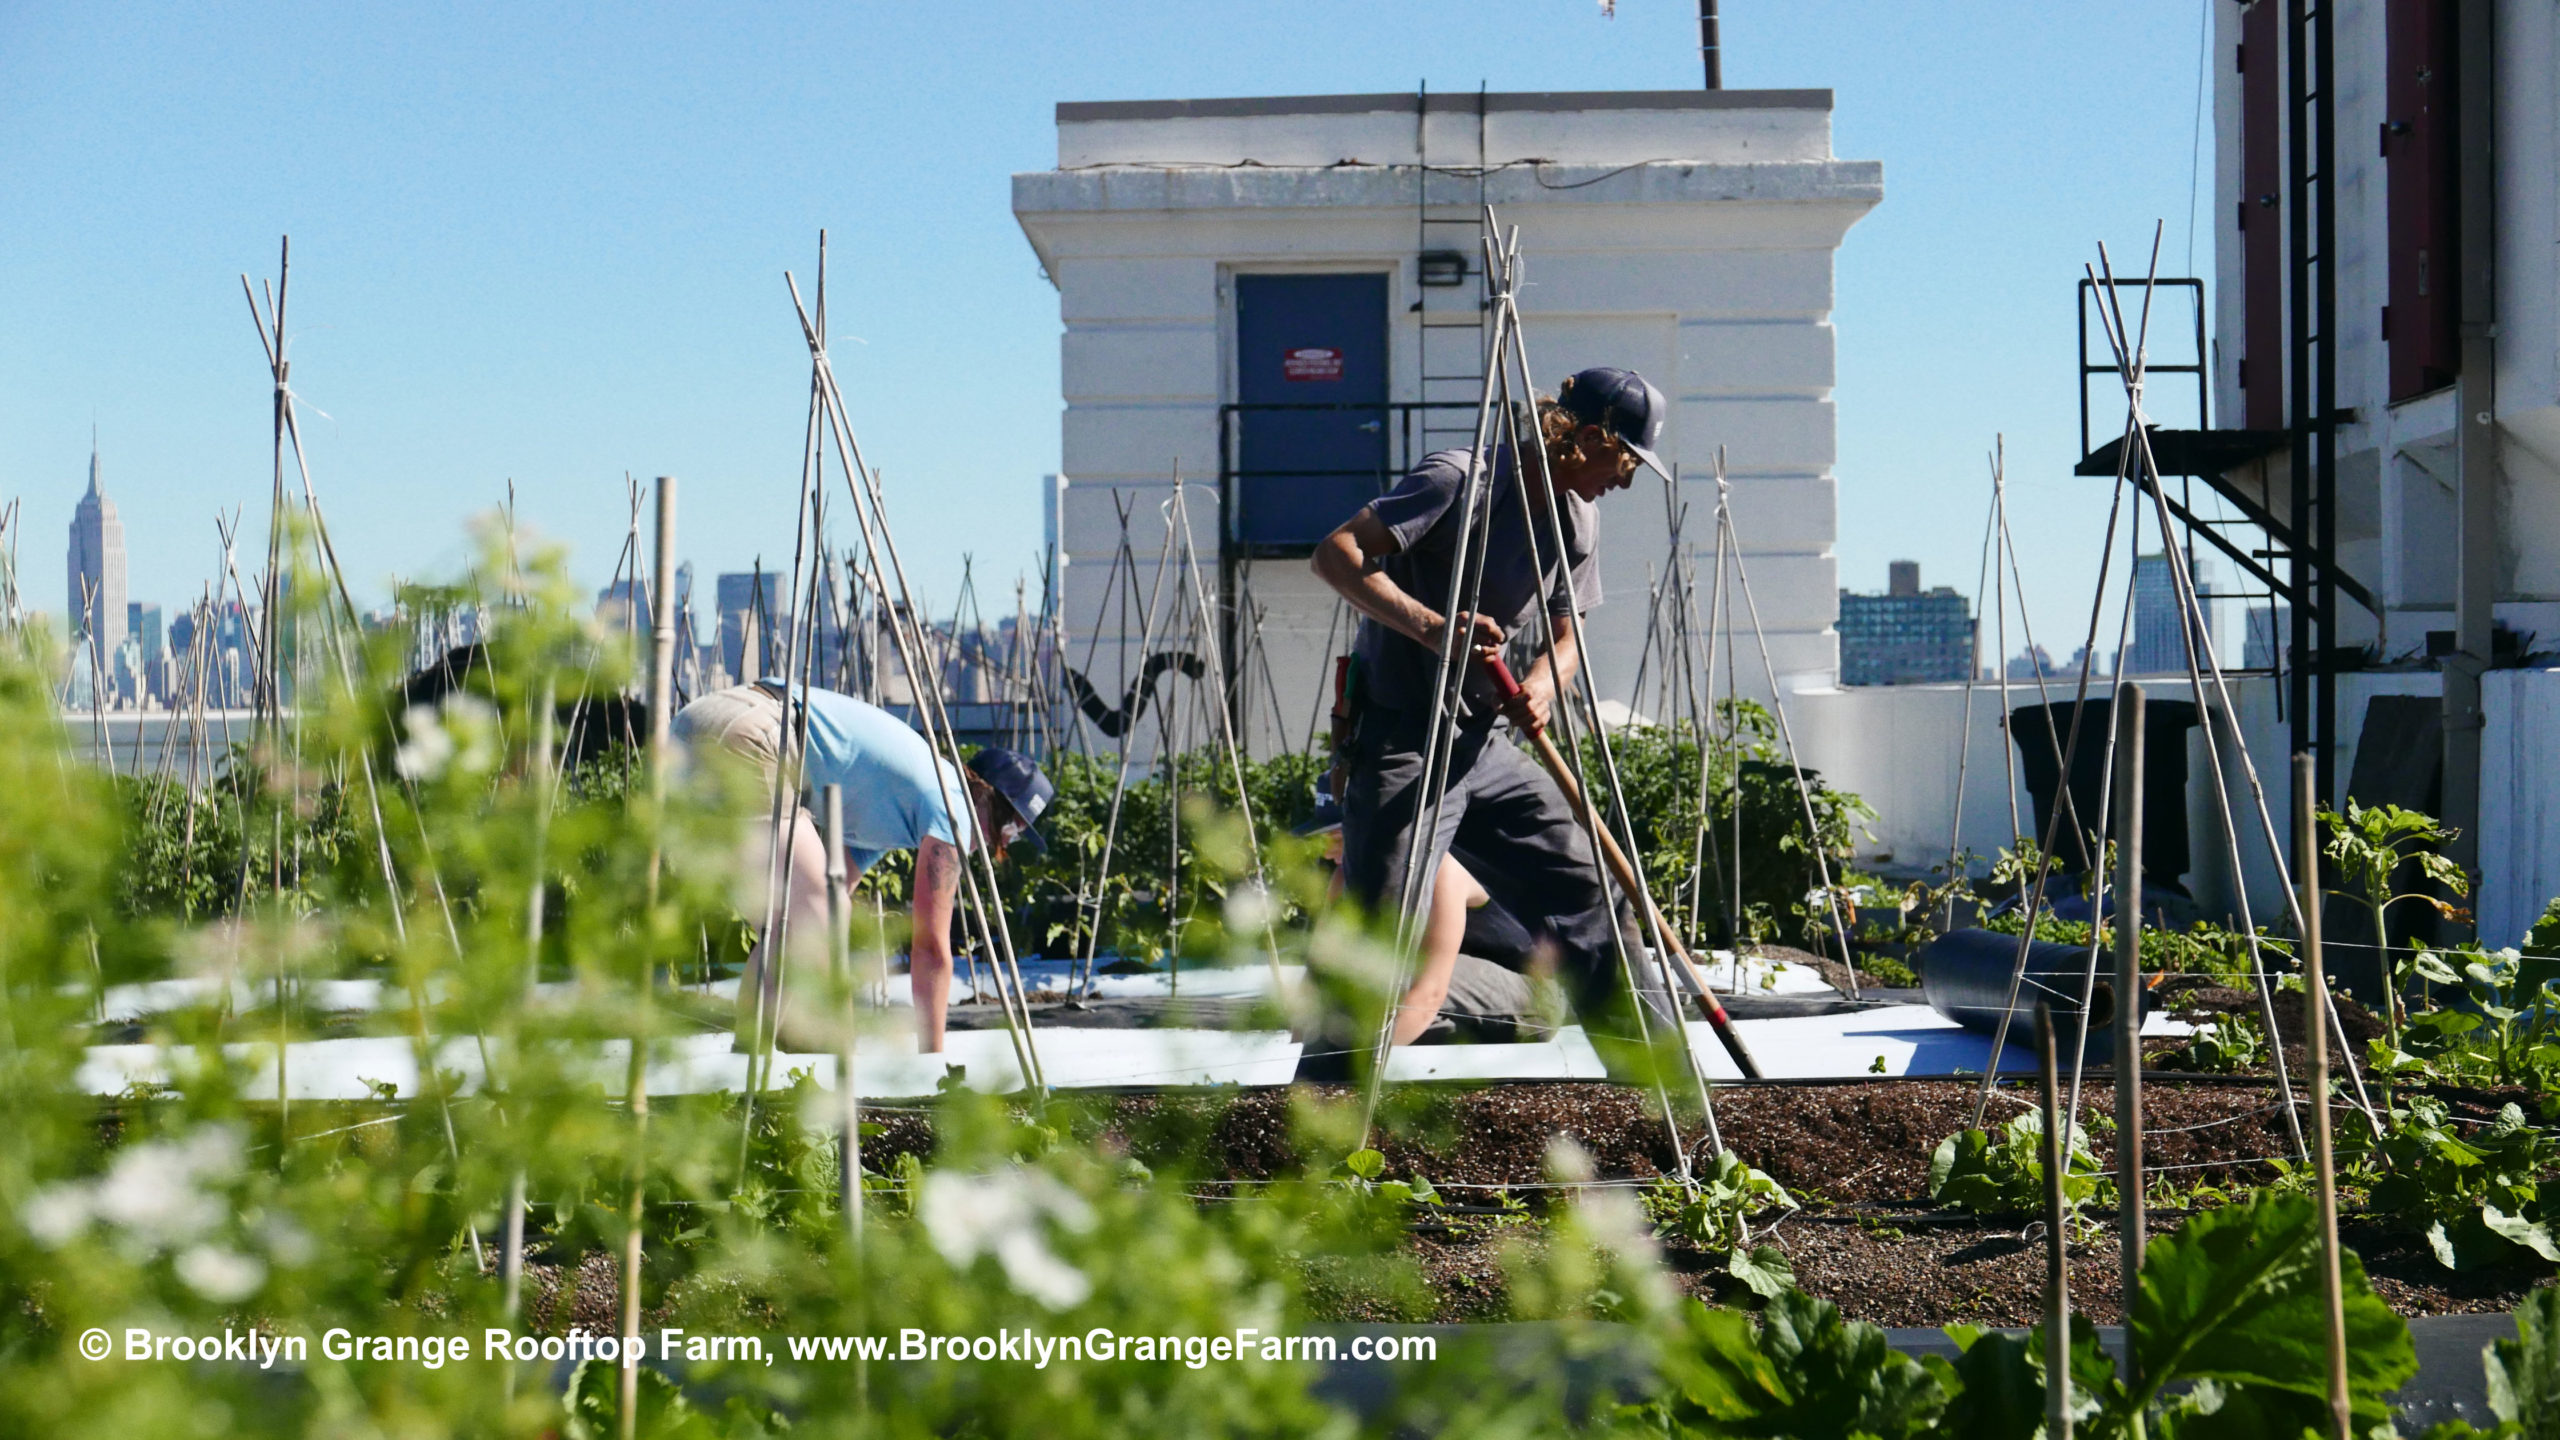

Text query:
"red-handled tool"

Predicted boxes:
[[1481, 655, 1765, 1080]]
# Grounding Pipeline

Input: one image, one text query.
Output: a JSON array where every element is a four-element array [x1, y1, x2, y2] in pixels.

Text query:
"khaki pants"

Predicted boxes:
[[675, 685, 846, 1052]]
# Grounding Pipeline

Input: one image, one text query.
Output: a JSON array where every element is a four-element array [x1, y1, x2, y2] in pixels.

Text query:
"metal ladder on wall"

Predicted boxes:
[[2285, 0, 2340, 790], [1414, 83, 1490, 460]]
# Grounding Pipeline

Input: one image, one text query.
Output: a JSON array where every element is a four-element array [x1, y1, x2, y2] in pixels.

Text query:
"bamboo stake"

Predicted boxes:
[[1469, 229, 1717, 1167], [621, 476, 677, 1440], [2038, 999, 2073, 1440], [502, 677, 556, 1355], [2112, 681, 2146, 1387], [785, 268, 1046, 1090], [1168, 484, 1288, 988], [824, 785, 862, 1251], [2297, 754, 2350, 1440]]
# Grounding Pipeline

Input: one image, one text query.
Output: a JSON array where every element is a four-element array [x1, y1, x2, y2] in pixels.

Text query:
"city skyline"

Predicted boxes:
[[2, 3, 2213, 665]]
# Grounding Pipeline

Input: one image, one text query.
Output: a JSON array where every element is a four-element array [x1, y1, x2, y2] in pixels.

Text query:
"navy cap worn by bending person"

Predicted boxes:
[[1557, 367, 1671, 481], [967, 746, 1055, 855]]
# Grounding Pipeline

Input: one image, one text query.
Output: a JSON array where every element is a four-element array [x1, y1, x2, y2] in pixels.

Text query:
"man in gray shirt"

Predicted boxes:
[[1310, 367, 1670, 1055]]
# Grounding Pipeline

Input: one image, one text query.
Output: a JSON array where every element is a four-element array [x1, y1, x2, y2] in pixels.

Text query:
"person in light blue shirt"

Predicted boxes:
[[674, 680, 1054, 1053]]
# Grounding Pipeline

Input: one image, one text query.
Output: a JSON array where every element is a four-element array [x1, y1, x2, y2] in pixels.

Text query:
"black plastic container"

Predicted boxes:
[[2009, 696, 2199, 884], [1917, 926, 2142, 1048]]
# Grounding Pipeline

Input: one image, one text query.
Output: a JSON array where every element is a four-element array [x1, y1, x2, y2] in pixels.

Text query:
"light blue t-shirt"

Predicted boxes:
[[768, 683, 977, 878]]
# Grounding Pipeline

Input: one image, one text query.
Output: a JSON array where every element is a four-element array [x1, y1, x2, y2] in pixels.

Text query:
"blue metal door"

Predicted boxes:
[[1232, 273, 1389, 550]]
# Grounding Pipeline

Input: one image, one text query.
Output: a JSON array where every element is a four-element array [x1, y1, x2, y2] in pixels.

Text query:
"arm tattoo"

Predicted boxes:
[[919, 837, 960, 893]]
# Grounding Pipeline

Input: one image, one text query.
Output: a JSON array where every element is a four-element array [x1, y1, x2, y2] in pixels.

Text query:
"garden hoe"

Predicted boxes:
[[1481, 655, 1765, 1080]]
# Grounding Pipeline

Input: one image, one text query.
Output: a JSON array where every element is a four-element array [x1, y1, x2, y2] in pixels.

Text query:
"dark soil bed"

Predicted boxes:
[[872, 1077, 2553, 1327]]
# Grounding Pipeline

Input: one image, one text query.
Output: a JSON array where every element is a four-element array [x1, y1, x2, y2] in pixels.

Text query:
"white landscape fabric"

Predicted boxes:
[[75, 1005, 2194, 1099]]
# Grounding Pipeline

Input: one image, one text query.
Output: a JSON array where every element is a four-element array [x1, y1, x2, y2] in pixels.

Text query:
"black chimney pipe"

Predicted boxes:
[[1699, 0, 1722, 89]]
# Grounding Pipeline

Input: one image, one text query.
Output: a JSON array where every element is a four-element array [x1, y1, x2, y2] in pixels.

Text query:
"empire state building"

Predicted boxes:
[[66, 442, 127, 667]]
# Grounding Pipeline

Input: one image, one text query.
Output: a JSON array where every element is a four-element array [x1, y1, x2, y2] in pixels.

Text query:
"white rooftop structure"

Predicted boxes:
[[1014, 88, 1880, 750]]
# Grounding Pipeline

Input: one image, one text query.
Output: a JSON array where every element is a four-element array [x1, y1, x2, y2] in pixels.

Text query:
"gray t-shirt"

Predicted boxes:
[[1351, 447, 1602, 722]]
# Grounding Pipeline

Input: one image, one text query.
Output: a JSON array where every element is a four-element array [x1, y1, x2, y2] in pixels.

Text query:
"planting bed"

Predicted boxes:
[[855, 1077, 2551, 1328]]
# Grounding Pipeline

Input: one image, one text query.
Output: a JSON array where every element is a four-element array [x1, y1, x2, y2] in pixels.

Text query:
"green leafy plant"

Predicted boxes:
[[2322, 798, 2472, 1047], [2356, 1095, 2560, 1271], [1568, 706, 1876, 953], [1629, 1286, 1950, 1439], [1626, 1193, 2417, 1439], [1979, 906, 2288, 986], [2485, 1283, 2560, 1438], [2152, 1009, 2267, 1074], [1336, 1146, 1444, 1212], [1641, 1150, 1799, 1299], [2104, 1192, 2417, 1435], [1928, 1108, 2111, 1216], [2389, 945, 2560, 1089]]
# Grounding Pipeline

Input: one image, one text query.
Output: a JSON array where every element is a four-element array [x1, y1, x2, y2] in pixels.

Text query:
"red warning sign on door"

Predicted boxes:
[[1281, 346, 1344, 382]]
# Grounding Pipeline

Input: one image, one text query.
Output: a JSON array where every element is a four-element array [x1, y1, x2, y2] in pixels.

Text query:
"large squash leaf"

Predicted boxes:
[[2124, 1193, 2415, 1428], [2486, 1285, 2560, 1437]]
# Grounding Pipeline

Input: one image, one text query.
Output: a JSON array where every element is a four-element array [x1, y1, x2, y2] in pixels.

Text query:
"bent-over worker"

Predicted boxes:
[[673, 680, 1054, 1054], [1310, 367, 1674, 1051]]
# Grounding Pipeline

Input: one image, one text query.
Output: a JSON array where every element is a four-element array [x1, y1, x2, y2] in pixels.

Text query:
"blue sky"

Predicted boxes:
[[0, 0, 2213, 653]]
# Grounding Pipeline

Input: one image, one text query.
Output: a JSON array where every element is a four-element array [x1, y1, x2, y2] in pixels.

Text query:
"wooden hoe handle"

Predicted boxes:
[[1479, 657, 1763, 1080]]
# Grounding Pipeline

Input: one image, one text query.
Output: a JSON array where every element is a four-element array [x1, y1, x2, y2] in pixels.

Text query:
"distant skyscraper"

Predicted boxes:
[[716, 571, 760, 681], [2245, 604, 2291, 671], [716, 570, 791, 681], [2120, 553, 2178, 675], [1838, 560, 1975, 686], [66, 443, 127, 673], [2006, 644, 2057, 682], [2118, 552, 2223, 676], [128, 602, 165, 705]]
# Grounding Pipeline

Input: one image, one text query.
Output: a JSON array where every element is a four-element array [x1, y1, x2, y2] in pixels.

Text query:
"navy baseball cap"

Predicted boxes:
[[967, 747, 1054, 855], [1557, 367, 1670, 480]]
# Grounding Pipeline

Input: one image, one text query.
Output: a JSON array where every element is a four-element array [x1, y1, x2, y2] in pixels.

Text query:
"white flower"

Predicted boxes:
[[394, 704, 454, 780], [918, 1169, 1097, 1310], [23, 1185, 92, 1247], [1225, 882, 1275, 933], [1545, 1136, 1596, 1185], [253, 1210, 315, 1267], [1573, 1187, 1661, 1265], [398, 694, 499, 779], [439, 693, 500, 776], [175, 1245, 266, 1302], [92, 1126, 243, 1250]]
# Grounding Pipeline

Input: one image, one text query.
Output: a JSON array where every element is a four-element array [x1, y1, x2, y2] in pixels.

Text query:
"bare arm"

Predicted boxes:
[[908, 835, 962, 1052], [1510, 613, 1582, 732], [1310, 507, 1502, 663]]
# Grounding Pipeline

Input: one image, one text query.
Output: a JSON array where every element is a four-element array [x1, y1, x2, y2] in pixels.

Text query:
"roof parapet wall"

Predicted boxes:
[[1056, 88, 1836, 170]]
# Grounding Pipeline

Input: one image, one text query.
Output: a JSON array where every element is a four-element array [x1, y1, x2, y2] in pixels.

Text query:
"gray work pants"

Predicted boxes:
[[1338, 707, 1670, 1026]]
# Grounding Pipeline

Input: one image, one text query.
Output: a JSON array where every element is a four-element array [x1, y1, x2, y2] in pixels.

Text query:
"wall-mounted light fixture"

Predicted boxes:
[[1417, 250, 1468, 288]]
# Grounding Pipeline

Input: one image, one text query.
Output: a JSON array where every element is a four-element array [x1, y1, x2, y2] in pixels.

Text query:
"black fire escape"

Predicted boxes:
[[2073, 0, 2368, 795]]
